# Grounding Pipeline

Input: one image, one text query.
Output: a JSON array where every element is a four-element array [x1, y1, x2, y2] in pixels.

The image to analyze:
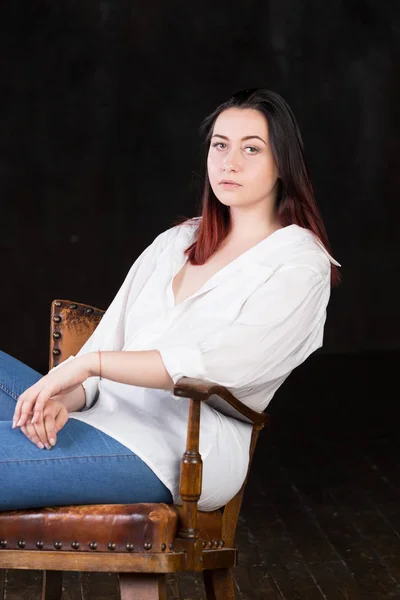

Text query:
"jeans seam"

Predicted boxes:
[[0, 453, 138, 464], [0, 381, 18, 401]]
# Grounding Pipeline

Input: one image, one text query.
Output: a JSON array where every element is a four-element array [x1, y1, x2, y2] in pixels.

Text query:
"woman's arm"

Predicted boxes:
[[87, 350, 174, 391], [14, 349, 174, 427]]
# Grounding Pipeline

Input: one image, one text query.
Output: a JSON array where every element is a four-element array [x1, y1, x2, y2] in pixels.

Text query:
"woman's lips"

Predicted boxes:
[[219, 181, 242, 188]]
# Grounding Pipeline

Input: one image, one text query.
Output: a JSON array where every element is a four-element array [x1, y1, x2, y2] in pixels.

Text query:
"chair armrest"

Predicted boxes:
[[174, 376, 268, 427], [174, 376, 268, 541]]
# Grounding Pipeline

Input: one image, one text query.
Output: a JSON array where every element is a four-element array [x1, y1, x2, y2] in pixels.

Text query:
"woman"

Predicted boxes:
[[0, 88, 340, 511]]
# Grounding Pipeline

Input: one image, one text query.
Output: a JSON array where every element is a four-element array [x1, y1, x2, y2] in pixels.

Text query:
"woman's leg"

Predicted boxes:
[[0, 351, 173, 510], [0, 350, 42, 421], [0, 419, 173, 510]]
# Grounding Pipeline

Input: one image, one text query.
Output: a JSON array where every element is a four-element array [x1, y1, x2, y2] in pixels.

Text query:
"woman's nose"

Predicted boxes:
[[222, 148, 241, 172]]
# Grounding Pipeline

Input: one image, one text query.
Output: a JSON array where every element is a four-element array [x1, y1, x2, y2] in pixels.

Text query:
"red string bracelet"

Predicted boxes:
[[98, 350, 102, 380]]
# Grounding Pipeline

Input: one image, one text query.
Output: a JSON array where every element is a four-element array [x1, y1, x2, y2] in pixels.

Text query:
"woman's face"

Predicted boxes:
[[207, 108, 279, 210]]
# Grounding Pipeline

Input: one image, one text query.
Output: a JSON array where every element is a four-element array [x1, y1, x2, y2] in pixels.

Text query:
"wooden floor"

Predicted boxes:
[[1, 351, 400, 599]]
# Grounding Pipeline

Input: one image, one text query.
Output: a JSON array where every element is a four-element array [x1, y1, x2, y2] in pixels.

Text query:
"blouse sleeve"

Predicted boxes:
[[156, 265, 331, 409], [51, 225, 180, 408]]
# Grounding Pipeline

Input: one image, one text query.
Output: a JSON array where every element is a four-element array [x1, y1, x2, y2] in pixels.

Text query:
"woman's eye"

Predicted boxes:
[[211, 142, 259, 153], [211, 142, 226, 150], [245, 146, 259, 154]]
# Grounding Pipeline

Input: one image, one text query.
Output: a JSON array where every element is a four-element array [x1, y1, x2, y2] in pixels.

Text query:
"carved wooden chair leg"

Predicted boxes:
[[119, 573, 167, 600], [203, 568, 236, 600], [41, 570, 63, 600]]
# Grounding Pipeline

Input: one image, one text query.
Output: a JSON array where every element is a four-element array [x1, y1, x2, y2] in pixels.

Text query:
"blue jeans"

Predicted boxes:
[[0, 351, 172, 510]]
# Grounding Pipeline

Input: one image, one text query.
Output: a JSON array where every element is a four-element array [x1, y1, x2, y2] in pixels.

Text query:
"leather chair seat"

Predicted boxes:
[[0, 504, 223, 554]]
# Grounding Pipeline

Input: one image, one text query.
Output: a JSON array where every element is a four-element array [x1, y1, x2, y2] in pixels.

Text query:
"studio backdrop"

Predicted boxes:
[[0, 0, 398, 371]]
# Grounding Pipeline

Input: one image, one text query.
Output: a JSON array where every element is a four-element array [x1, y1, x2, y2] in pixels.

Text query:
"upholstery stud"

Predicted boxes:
[[70, 303, 77, 309], [208, 541, 213, 549], [202, 541, 207, 548], [36, 541, 44, 549], [126, 543, 134, 552], [88, 542, 97, 550], [54, 301, 62, 307], [54, 541, 62, 550], [220, 540, 225, 547], [144, 542, 152, 551], [107, 542, 116, 551], [169, 543, 173, 551], [71, 541, 80, 550], [0, 540, 7, 548], [53, 316, 61, 323], [86, 308, 93, 314], [18, 541, 26, 549], [53, 332, 61, 339], [214, 540, 219, 548], [52, 349, 61, 356], [161, 543, 166, 552]]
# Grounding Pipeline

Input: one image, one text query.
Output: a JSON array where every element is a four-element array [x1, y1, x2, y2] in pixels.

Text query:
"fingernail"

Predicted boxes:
[[45, 444, 51, 450], [37, 442, 44, 449], [16, 418, 22, 427], [49, 438, 56, 446], [12, 420, 16, 429]]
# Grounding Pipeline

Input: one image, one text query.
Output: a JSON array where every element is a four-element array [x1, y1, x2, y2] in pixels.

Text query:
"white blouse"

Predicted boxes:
[[66, 217, 340, 511]]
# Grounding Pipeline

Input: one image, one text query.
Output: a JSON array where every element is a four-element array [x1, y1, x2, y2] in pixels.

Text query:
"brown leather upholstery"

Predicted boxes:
[[0, 504, 223, 553], [49, 300, 104, 370]]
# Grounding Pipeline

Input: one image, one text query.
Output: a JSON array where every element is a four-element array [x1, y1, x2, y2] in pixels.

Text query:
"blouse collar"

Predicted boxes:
[[165, 220, 340, 309], [175, 219, 341, 268]]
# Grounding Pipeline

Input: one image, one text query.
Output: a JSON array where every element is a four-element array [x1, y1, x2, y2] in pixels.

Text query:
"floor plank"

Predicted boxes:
[[234, 514, 283, 599]]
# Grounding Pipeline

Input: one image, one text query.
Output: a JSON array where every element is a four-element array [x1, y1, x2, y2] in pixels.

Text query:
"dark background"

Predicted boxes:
[[0, 0, 399, 373], [1, 5, 399, 596]]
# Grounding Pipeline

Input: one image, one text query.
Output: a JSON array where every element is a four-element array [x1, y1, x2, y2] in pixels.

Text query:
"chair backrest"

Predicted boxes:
[[49, 300, 104, 370], [49, 299, 266, 547]]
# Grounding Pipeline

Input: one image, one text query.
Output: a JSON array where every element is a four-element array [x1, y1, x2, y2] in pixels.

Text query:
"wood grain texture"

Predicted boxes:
[[119, 573, 167, 600]]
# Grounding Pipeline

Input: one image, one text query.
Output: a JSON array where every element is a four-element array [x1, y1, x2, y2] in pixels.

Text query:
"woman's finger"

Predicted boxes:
[[13, 383, 43, 428], [31, 385, 58, 424], [43, 412, 58, 447], [12, 396, 24, 427], [20, 422, 45, 449], [15, 383, 53, 428], [25, 420, 45, 449], [31, 416, 52, 449], [54, 407, 69, 433], [43, 405, 69, 447], [13, 392, 32, 428], [17, 396, 38, 428], [19, 425, 31, 443]]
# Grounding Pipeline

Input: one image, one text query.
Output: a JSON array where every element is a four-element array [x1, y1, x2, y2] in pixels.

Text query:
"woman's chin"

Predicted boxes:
[[214, 191, 244, 207]]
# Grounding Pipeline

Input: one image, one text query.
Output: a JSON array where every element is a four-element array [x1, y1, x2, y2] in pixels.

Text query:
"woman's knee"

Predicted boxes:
[[0, 350, 42, 401]]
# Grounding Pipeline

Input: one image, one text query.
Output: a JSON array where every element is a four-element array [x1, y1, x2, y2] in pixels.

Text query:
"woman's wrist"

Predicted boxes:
[[55, 386, 86, 413], [84, 352, 101, 378]]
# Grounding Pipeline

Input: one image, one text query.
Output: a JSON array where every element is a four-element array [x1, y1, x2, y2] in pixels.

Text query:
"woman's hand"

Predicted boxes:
[[19, 399, 69, 449], [13, 353, 98, 429]]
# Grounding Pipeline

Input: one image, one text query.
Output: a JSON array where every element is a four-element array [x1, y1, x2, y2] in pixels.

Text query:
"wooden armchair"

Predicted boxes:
[[0, 299, 269, 600]]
